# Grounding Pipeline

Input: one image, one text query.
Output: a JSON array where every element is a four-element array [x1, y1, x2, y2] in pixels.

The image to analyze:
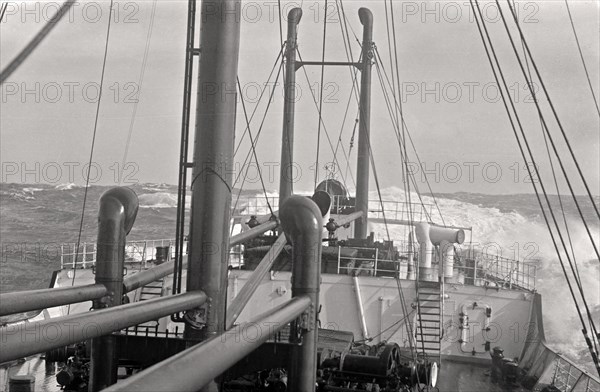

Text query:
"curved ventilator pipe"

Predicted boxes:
[[415, 222, 465, 271], [94, 186, 139, 309], [280, 195, 324, 391], [90, 187, 138, 390]]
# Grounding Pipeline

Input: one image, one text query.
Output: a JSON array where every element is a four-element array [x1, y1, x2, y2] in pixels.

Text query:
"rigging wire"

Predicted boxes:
[[236, 77, 275, 217], [373, 47, 445, 225], [69, 0, 115, 297], [511, 0, 581, 282], [497, 0, 600, 365], [314, 0, 329, 189], [387, 0, 418, 233], [0, 2, 8, 22], [337, 0, 360, 44], [338, 4, 421, 362], [498, 0, 600, 264], [231, 60, 285, 215], [383, 0, 405, 198], [471, 0, 599, 372], [502, 0, 600, 223], [330, 82, 359, 189], [372, 55, 431, 223], [353, 309, 416, 344], [333, 0, 362, 188], [0, 0, 77, 84], [119, 0, 158, 185], [375, 0, 446, 226], [277, 0, 283, 49], [563, 0, 600, 117], [489, 0, 600, 343], [233, 44, 285, 159], [373, 52, 428, 362], [296, 48, 352, 191]]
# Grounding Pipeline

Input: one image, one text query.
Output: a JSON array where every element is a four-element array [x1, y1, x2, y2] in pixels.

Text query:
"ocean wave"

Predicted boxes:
[[138, 192, 178, 208], [55, 183, 79, 190], [22, 187, 44, 194], [137, 192, 191, 208], [0, 190, 35, 201], [141, 182, 176, 192]]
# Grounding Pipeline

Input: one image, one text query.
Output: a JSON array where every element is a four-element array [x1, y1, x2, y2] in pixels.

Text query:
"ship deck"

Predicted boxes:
[[437, 360, 528, 392], [1, 355, 532, 392], [0, 355, 59, 392]]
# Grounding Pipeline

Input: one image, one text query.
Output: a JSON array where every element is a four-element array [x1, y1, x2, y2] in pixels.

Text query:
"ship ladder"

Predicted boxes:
[[134, 278, 165, 333], [415, 281, 442, 364]]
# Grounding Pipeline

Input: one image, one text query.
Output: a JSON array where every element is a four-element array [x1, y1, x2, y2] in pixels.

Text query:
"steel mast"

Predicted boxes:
[[354, 8, 374, 239], [184, 0, 241, 356], [278, 8, 303, 207]]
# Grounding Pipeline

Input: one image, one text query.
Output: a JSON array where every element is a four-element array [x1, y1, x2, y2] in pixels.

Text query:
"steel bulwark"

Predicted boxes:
[[0, 291, 207, 364], [88, 187, 139, 391], [226, 234, 287, 328], [0, 284, 107, 317], [280, 195, 323, 392], [101, 296, 311, 392], [354, 8, 374, 239]]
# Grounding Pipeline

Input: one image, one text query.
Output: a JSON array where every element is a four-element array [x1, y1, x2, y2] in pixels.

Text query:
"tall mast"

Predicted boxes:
[[185, 0, 241, 353], [278, 9, 303, 207], [354, 8, 374, 239]]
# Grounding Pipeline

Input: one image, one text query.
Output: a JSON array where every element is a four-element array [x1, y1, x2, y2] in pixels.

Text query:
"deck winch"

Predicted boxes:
[[318, 342, 438, 391]]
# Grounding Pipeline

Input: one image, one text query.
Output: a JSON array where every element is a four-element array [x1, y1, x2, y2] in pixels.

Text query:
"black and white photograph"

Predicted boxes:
[[0, 0, 599, 390]]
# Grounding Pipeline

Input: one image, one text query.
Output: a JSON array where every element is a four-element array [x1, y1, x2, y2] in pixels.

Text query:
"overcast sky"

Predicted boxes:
[[1, 0, 598, 195]]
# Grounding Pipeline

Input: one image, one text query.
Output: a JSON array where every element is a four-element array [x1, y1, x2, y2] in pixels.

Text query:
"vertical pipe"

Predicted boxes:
[[185, 0, 241, 349], [354, 8, 374, 239], [353, 275, 370, 341], [280, 196, 322, 392], [89, 187, 139, 391], [407, 230, 415, 280], [279, 8, 302, 207]]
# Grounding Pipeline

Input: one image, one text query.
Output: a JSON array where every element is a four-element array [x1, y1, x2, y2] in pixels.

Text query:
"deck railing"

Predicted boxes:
[[365, 198, 433, 222], [333, 246, 411, 277], [60, 239, 245, 271], [60, 239, 177, 269], [520, 336, 599, 392], [59, 240, 537, 290], [232, 195, 434, 223], [331, 243, 536, 290]]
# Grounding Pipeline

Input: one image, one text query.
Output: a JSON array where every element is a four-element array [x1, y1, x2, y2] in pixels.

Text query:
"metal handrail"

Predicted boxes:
[[102, 296, 311, 392], [0, 284, 107, 317], [0, 292, 207, 364]]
